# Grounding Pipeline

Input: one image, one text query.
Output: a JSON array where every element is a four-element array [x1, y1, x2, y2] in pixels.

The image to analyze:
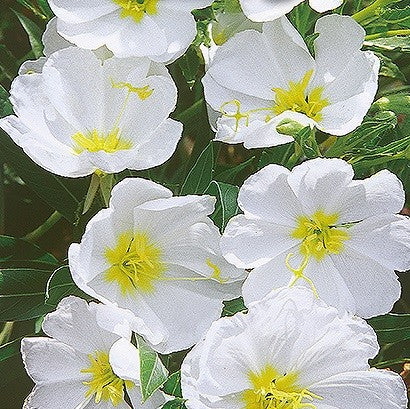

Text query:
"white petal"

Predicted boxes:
[[287, 158, 354, 215], [221, 215, 297, 268], [311, 370, 408, 409], [21, 337, 88, 384], [238, 164, 303, 225], [239, 0, 302, 21], [309, 0, 343, 12], [109, 338, 140, 382], [42, 17, 72, 56], [331, 247, 402, 318], [348, 214, 410, 271], [42, 296, 122, 354], [336, 169, 406, 223]]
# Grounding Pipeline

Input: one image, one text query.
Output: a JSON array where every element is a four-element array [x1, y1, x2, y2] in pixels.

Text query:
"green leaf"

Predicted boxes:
[[45, 266, 90, 308], [162, 398, 187, 409], [215, 156, 255, 184], [0, 236, 59, 321], [178, 46, 202, 89], [379, 6, 410, 29], [0, 85, 12, 118], [0, 338, 26, 385], [0, 235, 58, 265], [222, 297, 247, 317], [364, 35, 410, 52], [368, 313, 410, 345], [376, 53, 406, 82], [180, 143, 214, 195], [0, 267, 54, 321], [205, 181, 240, 231], [293, 126, 321, 160], [137, 335, 169, 402], [12, 10, 43, 59], [162, 371, 182, 398]]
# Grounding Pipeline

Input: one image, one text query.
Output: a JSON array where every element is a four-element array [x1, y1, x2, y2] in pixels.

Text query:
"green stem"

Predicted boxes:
[[23, 211, 62, 243], [365, 29, 410, 40], [174, 99, 204, 123], [353, 0, 401, 23], [0, 322, 14, 345]]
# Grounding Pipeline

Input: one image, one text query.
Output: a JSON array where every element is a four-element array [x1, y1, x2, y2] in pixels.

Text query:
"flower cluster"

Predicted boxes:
[[0, 1, 408, 409]]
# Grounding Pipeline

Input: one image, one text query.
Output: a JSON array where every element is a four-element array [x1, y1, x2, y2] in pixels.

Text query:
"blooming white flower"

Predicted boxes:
[[47, 0, 213, 62], [203, 14, 379, 148], [181, 287, 408, 409], [239, 0, 343, 21], [21, 296, 166, 409], [0, 46, 182, 177], [221, 158, 410, 318], [69, 178, 245, 354]]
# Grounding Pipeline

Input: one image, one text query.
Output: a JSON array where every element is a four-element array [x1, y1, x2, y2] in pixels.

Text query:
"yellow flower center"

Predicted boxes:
[[114, 0, 159, 23], [243, 366, 321, 409], [82, 351, 134, 406], [292, 211, 350, 261], [72, 129, 133, 154], [272, 70, 328, 122], [104, 231, 165, 295]]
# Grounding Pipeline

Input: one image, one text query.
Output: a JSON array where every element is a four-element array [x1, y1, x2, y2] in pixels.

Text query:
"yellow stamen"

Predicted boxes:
[[272, 70, 328, 122], [72, 128, 132, 154], [292, 210, 350, 261], [105, 231, 165, 295], [243, 365, 322, 409], [111, 80, 154, 100], [82, 351, 134, 406], [113, 0, 159, 23], [285, 253, 318, 298]]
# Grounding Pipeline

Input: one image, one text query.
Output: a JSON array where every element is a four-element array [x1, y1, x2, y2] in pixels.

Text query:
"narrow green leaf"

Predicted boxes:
[[180, 143, 214, 195], [13, 10, 43, 59], [364, 35, 410, 52], [215, 156, 255, 184], [368, 313, 410, 345], [162, 371, 182, 398], [137, 335, 169, 402], [0, 338, 26, 384], [162, 398, 186, 409], [205, 181, 240, 231], [45, 266, 90, 308]]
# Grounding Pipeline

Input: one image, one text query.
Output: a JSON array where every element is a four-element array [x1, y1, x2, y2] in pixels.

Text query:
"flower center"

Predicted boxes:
[[243, 366, 321, 409], [272, 70, 328, 122], [82, 351, 133, 406], [104, 231, 165, 295], [292, 210, 350, 261], [72, 129, 133, 154], [114, 0, 159, 23]]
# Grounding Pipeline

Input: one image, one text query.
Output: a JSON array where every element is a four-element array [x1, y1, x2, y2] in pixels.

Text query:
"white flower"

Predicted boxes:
[[47, 0, 213, 62], [0, 46, 182, 177], [69, 178, 245, 354], [203, 15, 379, 148], [181, 287, 408, 409], [19, 18, 112, 75], [221, 158, 410, 318], [21, 296, 166, 409], [239, 0, 343, 21]]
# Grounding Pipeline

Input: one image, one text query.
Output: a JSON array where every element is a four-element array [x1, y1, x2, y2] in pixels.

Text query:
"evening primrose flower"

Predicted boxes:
[[69, 178, 245, 354], [181, 287, 408, 409], [21, 296, 166, 409], [221, 158, 410, 318], [0, 46, 182, 177], [203, 14, 379, 148], [239, 0, 343, 21], [47, 0, 213, 62]]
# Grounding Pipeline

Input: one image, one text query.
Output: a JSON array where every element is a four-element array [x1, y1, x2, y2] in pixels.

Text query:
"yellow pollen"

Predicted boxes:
[[292, 210, 350, 261], [243, 366, 322, 409], [81, 351, 134, 406], [72, 129, 132, 154], [272, 70, 328, 122], [105, 231, 165, 295], [114, 0, 159, 23]]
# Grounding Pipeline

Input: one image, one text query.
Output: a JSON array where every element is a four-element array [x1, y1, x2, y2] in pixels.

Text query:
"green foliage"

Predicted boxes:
[[137, 335, 169, 402]]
